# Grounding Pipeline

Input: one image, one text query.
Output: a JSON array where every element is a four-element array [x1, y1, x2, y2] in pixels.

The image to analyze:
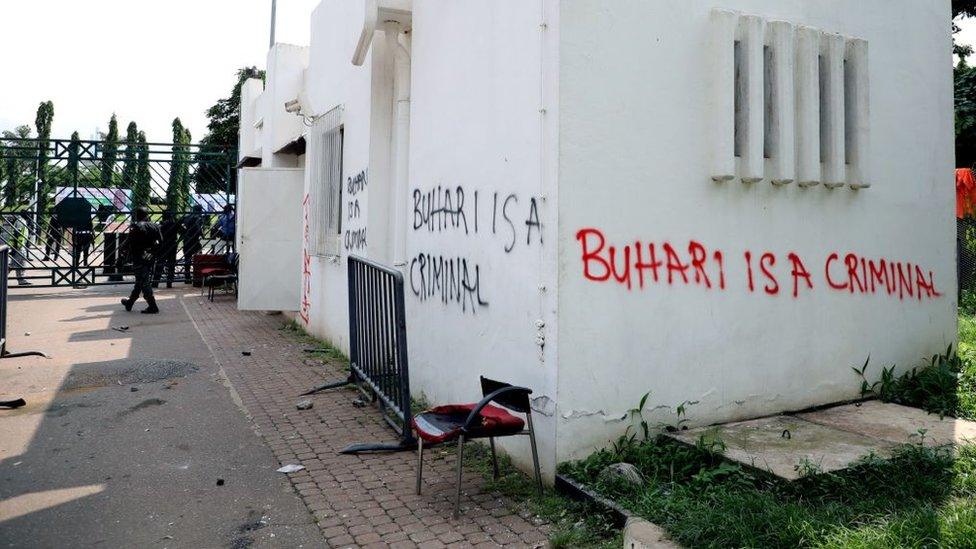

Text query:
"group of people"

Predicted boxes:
[[122, 204, 235, 314]]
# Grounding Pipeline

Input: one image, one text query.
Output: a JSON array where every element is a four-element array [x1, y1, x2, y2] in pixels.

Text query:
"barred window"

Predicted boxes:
[[308, 106, 343, 256]]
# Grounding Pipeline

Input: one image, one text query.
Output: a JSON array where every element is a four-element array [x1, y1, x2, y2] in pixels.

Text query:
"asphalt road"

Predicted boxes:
[[0, 286, 323, 548]]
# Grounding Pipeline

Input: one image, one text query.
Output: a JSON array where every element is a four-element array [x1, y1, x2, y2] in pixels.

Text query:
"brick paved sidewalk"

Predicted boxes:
[[182, 294, 551, 548]]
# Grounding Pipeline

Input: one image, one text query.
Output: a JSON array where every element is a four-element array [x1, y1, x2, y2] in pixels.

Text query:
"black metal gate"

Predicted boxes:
[[0, 137, 235, 287]]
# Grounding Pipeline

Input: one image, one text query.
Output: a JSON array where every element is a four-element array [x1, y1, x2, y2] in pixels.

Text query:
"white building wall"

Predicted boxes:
[[263, 43, 310, 168], [239, 78, 264, 161], [405, 0, 560, 476], [555, 0, 955, 462], [300, 0, 390, 351]]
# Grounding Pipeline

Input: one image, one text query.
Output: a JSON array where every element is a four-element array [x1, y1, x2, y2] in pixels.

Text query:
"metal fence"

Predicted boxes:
[[960, 217, 976, 298], [0, 137, 235, 287], [303, 255, 415, 453]]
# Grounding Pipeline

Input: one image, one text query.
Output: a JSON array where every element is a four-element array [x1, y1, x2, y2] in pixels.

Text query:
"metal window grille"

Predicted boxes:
[[309, 106, 343, 257]]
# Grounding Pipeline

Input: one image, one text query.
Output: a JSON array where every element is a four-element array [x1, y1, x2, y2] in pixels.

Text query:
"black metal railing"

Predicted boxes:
[[0, 245, 45, 360], [302, 255, 415, 453]]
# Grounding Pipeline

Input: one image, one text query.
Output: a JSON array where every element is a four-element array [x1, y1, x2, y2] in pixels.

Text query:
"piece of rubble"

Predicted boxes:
[[296, 399, 313, 411]]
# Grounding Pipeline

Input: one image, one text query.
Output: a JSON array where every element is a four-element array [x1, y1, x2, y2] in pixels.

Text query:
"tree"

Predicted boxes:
[[957, 4, 976, 167], [133, 131, 151, 209], [100, 114, 119, 187], [195, 66, 265, 194], [120, 121, 139, 190], [67, 131, 81, 187], [2, 125, 32, 208], [167, 118, 191, 213], [34, 101, 54, 221]]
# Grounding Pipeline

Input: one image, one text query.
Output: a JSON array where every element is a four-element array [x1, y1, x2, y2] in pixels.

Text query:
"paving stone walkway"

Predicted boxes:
[[183, 293, 551, 548]]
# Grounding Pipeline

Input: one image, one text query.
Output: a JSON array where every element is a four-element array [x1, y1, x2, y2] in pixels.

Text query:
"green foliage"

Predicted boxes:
[[100, 114, 119, 188], [33, 100, 54, 219], [957, 61, 976, 167], [2, 125, 33, 208], [853, 347, 967, 419], [133, 131, 151, 209], [120, 121, 139, 190], [166, 118, 191, 213], [195, 66, 265, 194], [561, 433, 976, 549]]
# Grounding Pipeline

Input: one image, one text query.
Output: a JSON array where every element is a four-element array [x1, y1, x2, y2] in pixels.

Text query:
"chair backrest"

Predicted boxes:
[[480, 376, 532, 414]]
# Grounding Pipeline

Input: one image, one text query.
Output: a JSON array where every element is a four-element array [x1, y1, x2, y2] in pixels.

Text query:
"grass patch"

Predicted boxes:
[[560, 436, 976, 548], [279, 320, 348, 364], [453, 442, 621, 548], [557, 311, 976, 548]]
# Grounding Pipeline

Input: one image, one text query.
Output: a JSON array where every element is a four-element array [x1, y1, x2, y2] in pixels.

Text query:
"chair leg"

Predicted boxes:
[[489, 437, 499, 480], [526, 412, 543, 496], [416, 438, 424, 495], [454, 435, 465, 519]]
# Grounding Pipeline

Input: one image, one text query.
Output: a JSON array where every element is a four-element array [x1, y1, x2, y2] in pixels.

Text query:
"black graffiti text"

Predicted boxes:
[[409, 253, 489, 314]]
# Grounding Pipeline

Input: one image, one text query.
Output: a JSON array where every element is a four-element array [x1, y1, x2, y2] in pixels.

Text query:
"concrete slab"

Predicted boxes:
[[668, 415, 896, 480], [798, 400, 976, 447]]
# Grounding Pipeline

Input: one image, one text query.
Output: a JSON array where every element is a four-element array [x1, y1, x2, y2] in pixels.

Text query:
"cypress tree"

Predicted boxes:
[[133, 131, 151, 209], [120, 121, 139, 190], [167, 118, 187, 213], [34, 101, 54, 227], [100, 114, 119, 187]]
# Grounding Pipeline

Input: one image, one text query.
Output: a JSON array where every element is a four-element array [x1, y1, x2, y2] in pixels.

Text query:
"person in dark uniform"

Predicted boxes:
[[43, 213, 64, 261], [121, 207, 162, 314], [180, 204, 205, 284], [153, 211, 179, 288]]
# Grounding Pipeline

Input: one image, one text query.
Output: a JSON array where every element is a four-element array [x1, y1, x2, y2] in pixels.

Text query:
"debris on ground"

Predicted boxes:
[[0, 398, 26, 409], [598, 462, 645, 487], [112, 326, 129, 332], [295, 399, 313, 411], [24, 332, 30, 336], [351, 398, 367, 408], [130, 387, 139, 392], [241, 351, 252, 356], [216, 478, 225, 486], [276, 464, 305, 474]]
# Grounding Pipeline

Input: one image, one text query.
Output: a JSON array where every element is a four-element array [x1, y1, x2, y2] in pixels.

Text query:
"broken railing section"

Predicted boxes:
[[0, 246, 46, 360], [302, 255, 416, 453]]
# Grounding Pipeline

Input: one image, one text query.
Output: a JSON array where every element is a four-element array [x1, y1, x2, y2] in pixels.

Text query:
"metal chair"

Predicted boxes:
[[412, 376, 543, 518]]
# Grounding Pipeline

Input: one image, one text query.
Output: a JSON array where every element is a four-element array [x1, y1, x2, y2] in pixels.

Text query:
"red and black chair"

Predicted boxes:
[[412, 376, 542, 518]]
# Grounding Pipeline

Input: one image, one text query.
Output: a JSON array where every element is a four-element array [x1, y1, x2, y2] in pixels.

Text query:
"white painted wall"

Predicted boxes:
[[239, 78, 264, 161], [263, 43, 309, 168], [406, 0, 561, 477], [299, 0, 387, 351], [248, 0, 954, 479], [556, 0, 955, 462]]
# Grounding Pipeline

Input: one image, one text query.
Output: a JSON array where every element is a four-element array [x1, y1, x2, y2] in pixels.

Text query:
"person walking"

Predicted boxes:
[[43, 213, 64, 261], [121, 207, 162, 314], [4, 213, 32, 286], [180, 204, 204, 284], [153, 211, 179, 288]]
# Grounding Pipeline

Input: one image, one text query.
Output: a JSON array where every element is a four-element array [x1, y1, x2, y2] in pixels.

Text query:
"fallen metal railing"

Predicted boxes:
[[302, 255, 416, 453]]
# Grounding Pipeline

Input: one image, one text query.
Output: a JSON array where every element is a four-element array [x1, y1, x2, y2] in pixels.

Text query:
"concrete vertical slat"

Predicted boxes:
[[767, 21, 796, 186], [737, 15, 765, 183], [795, 26, 821, 187], [821, 32, 847, 189], [846, 38, 871, 189], [710, 9, 738, 183]]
